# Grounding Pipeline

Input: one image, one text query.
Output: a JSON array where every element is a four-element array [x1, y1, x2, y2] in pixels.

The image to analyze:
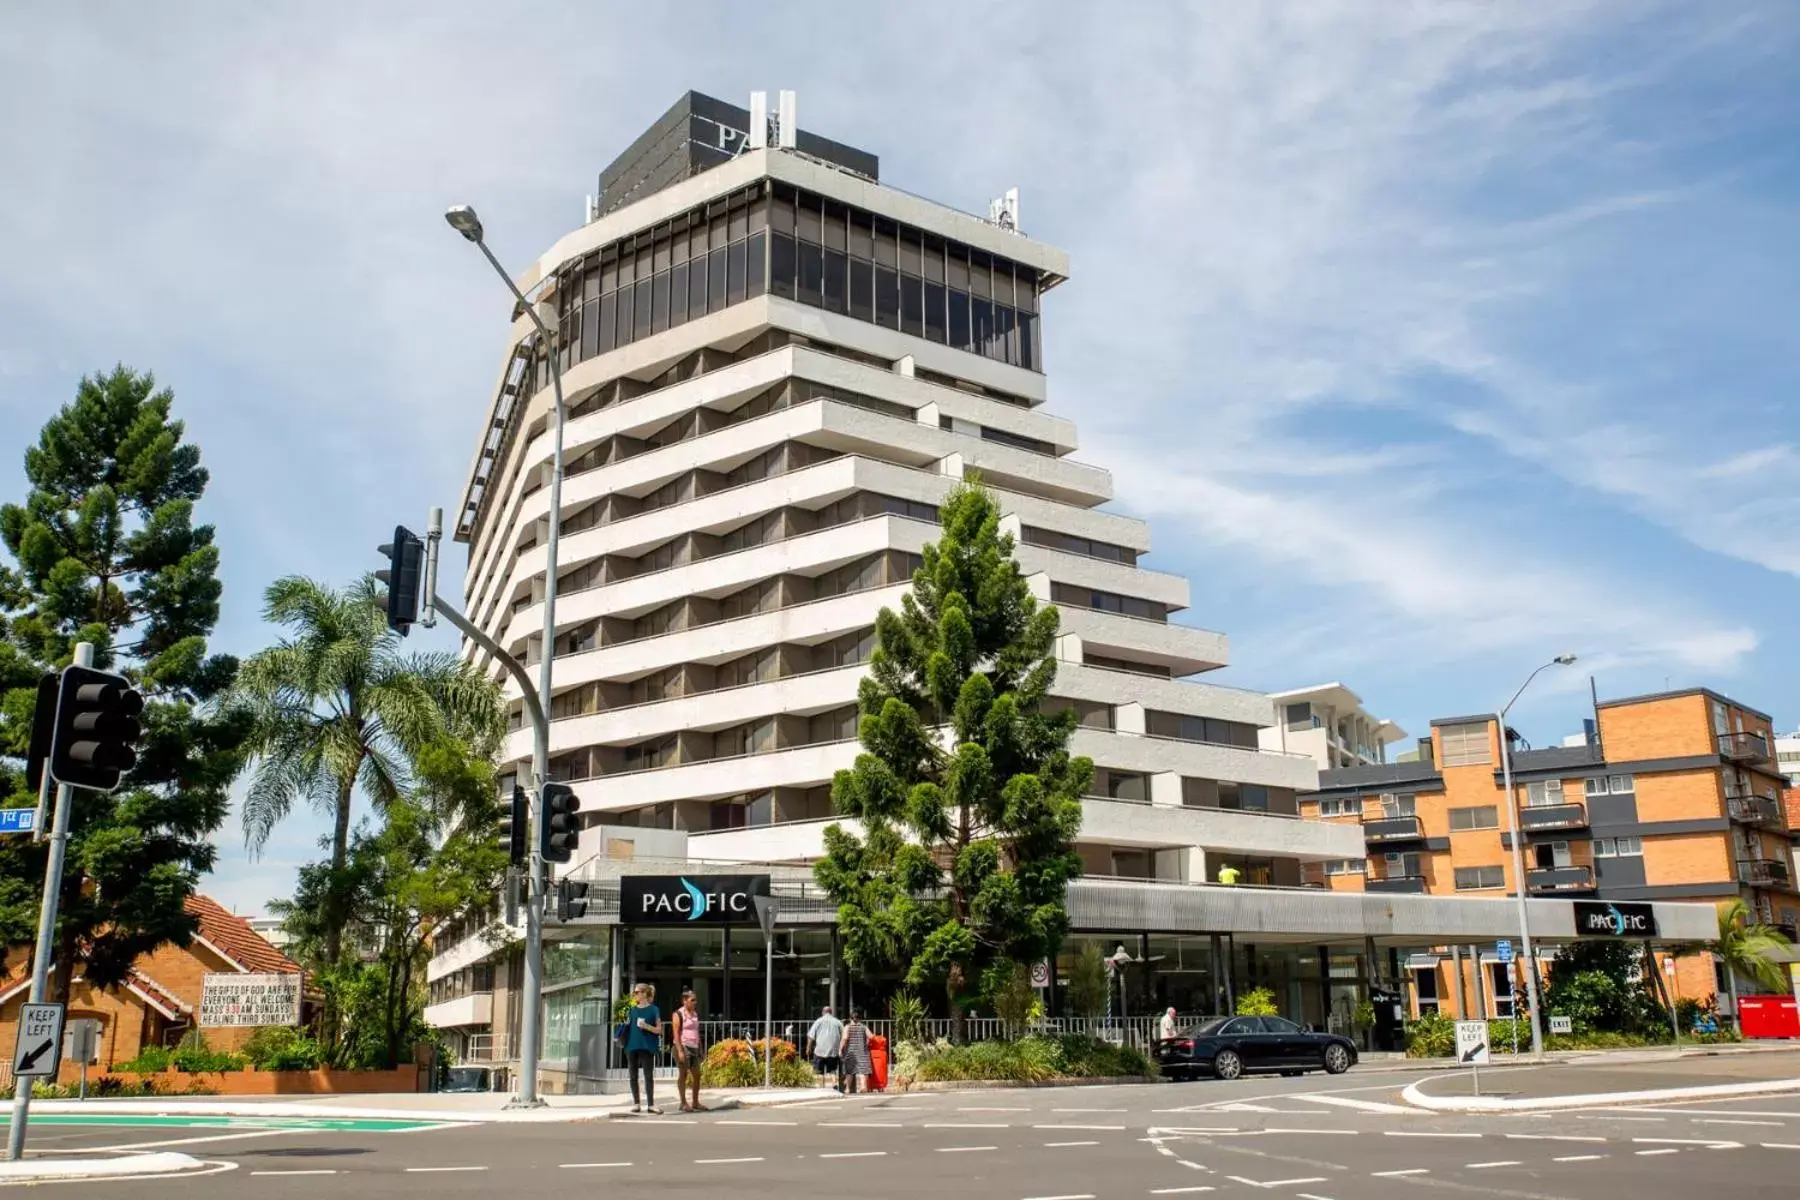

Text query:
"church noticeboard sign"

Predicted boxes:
[[199, 972, 303, 1027]]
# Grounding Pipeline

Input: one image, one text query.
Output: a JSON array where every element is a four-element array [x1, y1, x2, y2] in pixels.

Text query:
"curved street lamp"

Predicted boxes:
[[1498, 653, 1577, 1057], [445, 204, 568, 1107]]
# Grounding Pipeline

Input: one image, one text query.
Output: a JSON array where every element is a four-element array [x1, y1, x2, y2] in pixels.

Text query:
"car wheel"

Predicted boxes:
[[1323, 1043, 1351, 1075], [1214, 1049, 1243, 1081]]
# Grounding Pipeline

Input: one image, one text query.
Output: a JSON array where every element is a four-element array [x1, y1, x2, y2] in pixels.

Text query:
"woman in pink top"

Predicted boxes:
[[673, 989, 703, 1113]]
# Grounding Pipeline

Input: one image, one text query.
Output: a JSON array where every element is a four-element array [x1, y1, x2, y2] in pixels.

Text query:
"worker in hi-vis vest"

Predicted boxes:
[[1217, 863, 1241, 885]]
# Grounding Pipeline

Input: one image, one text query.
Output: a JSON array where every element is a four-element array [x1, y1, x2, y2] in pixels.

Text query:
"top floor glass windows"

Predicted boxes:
[[766, 183, 1043, 372]]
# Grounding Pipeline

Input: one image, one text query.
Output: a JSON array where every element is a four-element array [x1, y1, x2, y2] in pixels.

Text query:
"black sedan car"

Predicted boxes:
[[1156, 1015, 1358, 1080]]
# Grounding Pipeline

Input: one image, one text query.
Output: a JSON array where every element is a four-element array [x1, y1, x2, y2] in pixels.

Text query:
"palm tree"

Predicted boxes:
[[1710, 899, 1792, 1010], [234, 575, 504, 964]]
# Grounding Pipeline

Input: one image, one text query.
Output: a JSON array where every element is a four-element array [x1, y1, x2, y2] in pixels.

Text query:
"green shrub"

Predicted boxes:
[[890, 992, 926, 1045], [113, 1044, 175, 1074], [1234, 988, 1279, 1017], [1054, 1033, 1155, 1078], [1404, 1011, 1455, 1058], [242, 1027, 324, 1072], [172, 1044, 247, 1073], [901, 1034, 1155, 1084], [700, 1037, 811, 1088]]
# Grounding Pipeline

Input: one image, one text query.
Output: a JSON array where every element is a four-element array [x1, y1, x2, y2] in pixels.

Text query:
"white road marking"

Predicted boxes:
[[407, 1166, 488, 1173], [1371, 1169, 1429, 1177], [819, 1151, 887, 1159], [81, 1129, 300, 1152], [1293, 1094, 1413, 1114], [926, 1122, 1010, 1128], [695, 1157, 765, 1164], [1055, 1107, 1127, 1113], [251, 1170, 337, 1176], [1633, 1137, 1739, 1146], [1636, 1148, 1680, 1156], [1761, 1143, 1800, 1149], [823, 1121, 902, 1128], [559, 1162, 634, 1168], [1553, 1154, 1607, 1162], [1260, 1128, 1356, 1136], [1466, 1161, 1521, 1169], [1216, 1103, 1283, 1113], [1149, 1189, 1216, 1195], [1045, 1140, 1100, 1147], [1505, 1134, 1607, 1142], [1020, 1194, 1095, 1199], [1385, 1131, 1482, 1138], [717, 1119, 797, 1126], [937, 1145, 998, 1153], [960, 1106, 1029, 1112], [1226, 1176, 1327, 1189], [1297, 1194, 1340, 1200], [1597, 1106, 1800, 1117], [1034, 1123, 1126, 1130], [1697, 1118, 1783, 1126], [1578, 1115, 1664, 1122]]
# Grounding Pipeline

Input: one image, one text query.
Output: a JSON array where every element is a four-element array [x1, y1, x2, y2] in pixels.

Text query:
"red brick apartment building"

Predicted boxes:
[[1301, 688, 1795, 1018]]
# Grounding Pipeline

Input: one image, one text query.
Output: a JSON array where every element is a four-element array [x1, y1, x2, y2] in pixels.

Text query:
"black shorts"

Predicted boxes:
[[815, 1055, 841, 1073], [679, 1045, 702, 1069]]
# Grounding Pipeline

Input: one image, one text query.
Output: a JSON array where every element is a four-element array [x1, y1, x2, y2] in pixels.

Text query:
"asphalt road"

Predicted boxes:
[[23, 1066, 1800, 1198]]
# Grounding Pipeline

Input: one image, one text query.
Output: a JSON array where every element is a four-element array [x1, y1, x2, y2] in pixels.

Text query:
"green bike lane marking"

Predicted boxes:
[[0, 1114, 450, 1132]]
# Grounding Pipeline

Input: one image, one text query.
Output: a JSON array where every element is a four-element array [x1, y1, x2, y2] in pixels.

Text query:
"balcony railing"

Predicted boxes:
[[1738, 859, 1793, 888], [1726, 791, 1783, 826], [1519, 801, 1589, 832], [1718, 731, 1773, 763], [1366, 875, 1428, 894], [1527, 864, 1596, 893], [1362, 814, 1425, 843]]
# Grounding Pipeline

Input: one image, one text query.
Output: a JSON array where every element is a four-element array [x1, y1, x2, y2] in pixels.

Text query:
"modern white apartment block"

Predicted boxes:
[[1260, 683, 1406, 772], [447, 91, 1359, 895]]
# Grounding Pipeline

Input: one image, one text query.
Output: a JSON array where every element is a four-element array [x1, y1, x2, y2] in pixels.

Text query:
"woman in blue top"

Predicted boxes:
[[624, 982, 664, 1114]]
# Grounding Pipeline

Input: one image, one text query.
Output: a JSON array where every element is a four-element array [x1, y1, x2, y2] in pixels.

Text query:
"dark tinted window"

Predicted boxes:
[[1221, 1017, 1258, 1035], [1263, 1017, 1302, 1034]]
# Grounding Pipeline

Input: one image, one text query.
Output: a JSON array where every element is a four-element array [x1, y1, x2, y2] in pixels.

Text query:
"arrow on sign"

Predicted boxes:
[[18, 1039, 53, 1071], [1460, 1043, 1486, 1063]]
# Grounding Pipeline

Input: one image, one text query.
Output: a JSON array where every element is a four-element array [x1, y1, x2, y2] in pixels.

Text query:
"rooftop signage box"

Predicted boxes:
[[1573, 901, 1657, 938], [595, 90, 879, 219], [620, 874, 772, 925]]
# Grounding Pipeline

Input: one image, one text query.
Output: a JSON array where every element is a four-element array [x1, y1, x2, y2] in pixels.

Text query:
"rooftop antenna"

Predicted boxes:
[[748, 91, 769, 150], [777, 90, 798, 149], [989, 187, 1021, 233]]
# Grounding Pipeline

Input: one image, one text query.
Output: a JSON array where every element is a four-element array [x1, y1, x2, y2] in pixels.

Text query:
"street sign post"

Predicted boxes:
[[1029, 960, 1051, 990], [0, 809, 36, 836], [11, 1004, 65, 1080], [752, 894, 779, 1092], [1455, 1019, 1489, 1095], [65, 1019, 98, 1100]]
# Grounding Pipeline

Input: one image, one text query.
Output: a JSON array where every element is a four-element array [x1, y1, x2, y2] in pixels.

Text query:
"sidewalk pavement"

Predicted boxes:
[[24, 1085, 845, 1124], [0, 1151, 207, 1184], [1403, 1046, 1800, 1112]]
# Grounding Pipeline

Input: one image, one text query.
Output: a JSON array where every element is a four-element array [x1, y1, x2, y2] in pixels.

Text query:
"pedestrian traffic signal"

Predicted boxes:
[[375, 525, 425, 635], [497, 785, 527, 868], [540, 782, 581, 864], [48, 664, 144, 792], [555, 878, 591, 922]]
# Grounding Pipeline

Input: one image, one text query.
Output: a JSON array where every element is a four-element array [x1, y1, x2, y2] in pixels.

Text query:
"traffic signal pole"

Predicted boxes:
[[417, 509, 549, 1106], [8, 643, 91, 1162]]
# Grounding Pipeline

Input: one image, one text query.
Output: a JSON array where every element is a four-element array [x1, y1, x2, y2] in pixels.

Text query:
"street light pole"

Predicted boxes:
[[1497, 653, 1577, 1059], [446, 205, 567, 1108]]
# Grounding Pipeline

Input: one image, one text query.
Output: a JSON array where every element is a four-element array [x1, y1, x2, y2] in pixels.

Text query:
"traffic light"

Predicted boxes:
[[48, 664, 144, 792], [555, 878, 591, 922], [540, 782, 581, 864], [375, 525, 425, 635], [24, 673, 57, 793], [497, 785, 527, 868]]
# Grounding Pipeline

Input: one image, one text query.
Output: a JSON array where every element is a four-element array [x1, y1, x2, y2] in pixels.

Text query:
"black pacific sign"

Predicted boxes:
[[620, 874, 770, 925], [1574, 900, 1658, 938]]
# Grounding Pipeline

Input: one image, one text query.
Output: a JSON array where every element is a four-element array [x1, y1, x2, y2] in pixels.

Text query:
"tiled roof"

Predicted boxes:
[[184, 894, 301, 974]]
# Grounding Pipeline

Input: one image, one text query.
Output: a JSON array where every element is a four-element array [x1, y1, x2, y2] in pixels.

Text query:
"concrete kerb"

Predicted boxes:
[[24, 1099, 599, 1125], [1401, 1076, 1800, 1113], [0, 1152, 208, 1184]]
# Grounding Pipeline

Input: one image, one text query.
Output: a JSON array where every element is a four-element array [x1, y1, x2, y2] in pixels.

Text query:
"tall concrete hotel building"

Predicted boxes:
[[429, 92, 1715, 1083]]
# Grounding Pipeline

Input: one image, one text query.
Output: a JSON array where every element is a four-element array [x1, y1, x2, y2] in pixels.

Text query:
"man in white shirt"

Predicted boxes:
[[807, 1005, 845, 1092], [1160, 1007, 1179, 1043]]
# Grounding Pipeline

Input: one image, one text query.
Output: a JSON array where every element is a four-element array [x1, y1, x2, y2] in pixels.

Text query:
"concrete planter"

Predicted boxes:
[[91, 1066, 423, 1095]]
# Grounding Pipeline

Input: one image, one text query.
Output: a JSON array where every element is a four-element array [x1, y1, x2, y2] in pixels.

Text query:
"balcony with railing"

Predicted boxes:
[[1718, 730, 1773, 763], [1366, 873, 1428, 894], [1361, 814, 1425, 844], [1519, 801, 1589, 832], [1725, 786, 1783, 827], [1527, 864, 1596, 893], [1738, 859, 1794, 889]]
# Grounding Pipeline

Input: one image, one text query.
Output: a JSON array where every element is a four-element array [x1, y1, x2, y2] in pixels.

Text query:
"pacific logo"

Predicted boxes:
[[679, 877, 708, 921]]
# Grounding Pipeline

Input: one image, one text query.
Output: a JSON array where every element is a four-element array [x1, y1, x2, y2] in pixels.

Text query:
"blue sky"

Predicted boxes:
[[2, 2, 1796, 915]]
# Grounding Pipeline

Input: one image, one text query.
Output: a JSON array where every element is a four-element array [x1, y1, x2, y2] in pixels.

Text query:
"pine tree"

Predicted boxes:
[[0, 366, 246, 997], [813, 482, 1089, 1034]]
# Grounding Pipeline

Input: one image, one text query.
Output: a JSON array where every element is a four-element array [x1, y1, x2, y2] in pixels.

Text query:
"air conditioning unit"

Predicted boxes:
[[1545, 778, 1563, 794]]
